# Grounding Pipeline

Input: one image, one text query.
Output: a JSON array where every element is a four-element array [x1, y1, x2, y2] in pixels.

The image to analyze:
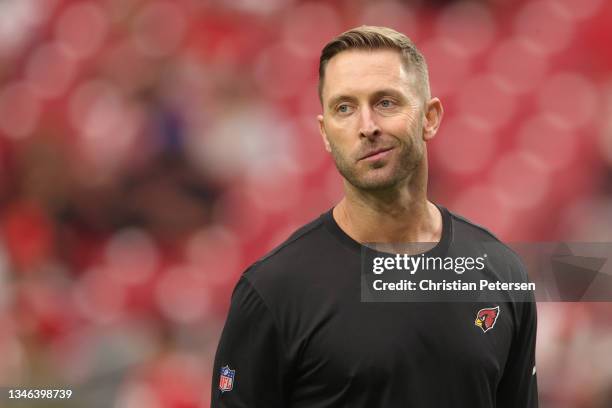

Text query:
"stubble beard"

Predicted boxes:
[[329, 134, 423, 192]]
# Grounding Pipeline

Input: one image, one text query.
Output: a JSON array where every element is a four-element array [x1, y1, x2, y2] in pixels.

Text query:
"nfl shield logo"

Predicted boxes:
[[219, 365, 235, 392]]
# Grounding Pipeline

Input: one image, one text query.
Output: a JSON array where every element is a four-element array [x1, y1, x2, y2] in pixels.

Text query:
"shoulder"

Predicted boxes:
[[447, 208, 502, 242], [241, 212, 331, 290], [255, 214, 327, 266], [446, 208, 535, 316], [447, 208, 528, 276]]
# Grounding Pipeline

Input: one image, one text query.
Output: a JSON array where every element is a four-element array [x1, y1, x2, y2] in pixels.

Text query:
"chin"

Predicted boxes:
[[336, 159, 409, 191], [350, 172, 403, 191]]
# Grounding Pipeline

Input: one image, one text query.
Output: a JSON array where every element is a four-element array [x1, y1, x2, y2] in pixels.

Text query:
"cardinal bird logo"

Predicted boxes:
[[475, 306, 500, 333]]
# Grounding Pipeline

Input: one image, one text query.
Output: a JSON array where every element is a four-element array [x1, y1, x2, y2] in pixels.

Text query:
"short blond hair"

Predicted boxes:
[[318, 25, 430, 103]]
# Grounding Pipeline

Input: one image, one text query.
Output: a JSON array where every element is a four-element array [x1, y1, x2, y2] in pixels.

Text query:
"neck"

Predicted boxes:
[[332, 158, 442, 245]]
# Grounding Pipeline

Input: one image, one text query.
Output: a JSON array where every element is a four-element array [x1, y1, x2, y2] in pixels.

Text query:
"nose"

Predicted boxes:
[[359, 106, 381, 140]]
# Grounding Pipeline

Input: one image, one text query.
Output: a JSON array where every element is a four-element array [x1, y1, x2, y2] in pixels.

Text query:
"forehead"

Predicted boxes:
[[321, 49, 415, 102]]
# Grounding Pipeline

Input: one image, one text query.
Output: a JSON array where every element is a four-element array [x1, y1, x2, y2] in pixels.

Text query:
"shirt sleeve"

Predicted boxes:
[[211, 276, 290, 407], [496, 299, 539, 408]]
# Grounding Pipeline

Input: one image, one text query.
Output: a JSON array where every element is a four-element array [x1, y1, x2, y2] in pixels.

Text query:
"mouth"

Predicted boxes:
[[359, 147, 395, 161]]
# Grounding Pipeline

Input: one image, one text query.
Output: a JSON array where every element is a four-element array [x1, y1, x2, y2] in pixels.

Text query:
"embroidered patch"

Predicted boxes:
[[474, 306, 500, 333], [219, 365, 235, 392]]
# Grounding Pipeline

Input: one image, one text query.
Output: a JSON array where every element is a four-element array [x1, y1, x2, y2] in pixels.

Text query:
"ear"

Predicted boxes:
[[317, 114, 332, 152], [422, 97, 443, 142]]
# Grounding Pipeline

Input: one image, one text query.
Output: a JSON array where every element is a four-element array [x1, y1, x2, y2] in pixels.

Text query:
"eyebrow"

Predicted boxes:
[[327, 88, 407, 110], [327, 94, 357, 110], [370, 88, 406, 101]]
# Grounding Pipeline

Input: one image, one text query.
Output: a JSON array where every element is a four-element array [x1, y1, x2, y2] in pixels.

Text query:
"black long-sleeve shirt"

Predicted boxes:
[[212, 206, 538, 407]]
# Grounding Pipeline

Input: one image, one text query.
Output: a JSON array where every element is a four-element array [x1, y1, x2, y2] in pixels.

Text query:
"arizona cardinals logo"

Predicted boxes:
[[475, 306, 500, 333]]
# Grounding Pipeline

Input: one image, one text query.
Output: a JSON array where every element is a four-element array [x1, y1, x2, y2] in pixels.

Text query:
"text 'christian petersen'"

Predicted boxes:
[[372, 279, 536, 292]]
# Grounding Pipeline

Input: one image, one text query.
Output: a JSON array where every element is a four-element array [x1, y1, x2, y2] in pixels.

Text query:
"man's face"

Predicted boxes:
[[318, 49, 432, 191]]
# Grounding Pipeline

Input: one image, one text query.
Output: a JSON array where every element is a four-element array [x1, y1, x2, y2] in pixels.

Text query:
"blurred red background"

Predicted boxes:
[[1, 0, 612, 407]]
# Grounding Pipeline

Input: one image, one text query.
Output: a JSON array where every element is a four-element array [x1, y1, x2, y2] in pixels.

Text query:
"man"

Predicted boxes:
[[211, 26, 538, 407]]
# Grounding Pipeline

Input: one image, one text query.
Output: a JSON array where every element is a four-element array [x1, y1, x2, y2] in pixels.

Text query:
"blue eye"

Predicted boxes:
[[337, 104, 351, 113], [379, 99, 394, 108]]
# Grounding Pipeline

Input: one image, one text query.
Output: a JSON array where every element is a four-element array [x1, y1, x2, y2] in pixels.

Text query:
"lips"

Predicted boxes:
[[359, 147, 394, 161]]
